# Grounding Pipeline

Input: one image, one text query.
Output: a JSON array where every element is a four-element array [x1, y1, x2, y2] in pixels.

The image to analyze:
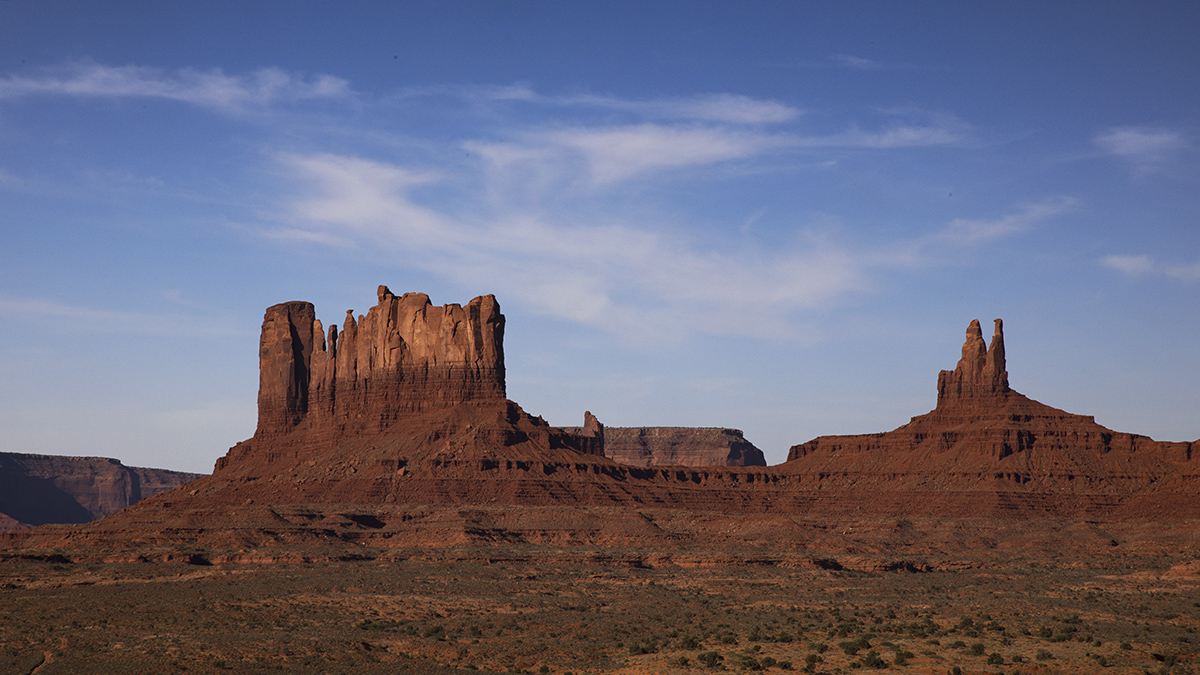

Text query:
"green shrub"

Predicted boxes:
[[986, 652, 1003, 664], [859, 650, 887, 668], [1035, 649, 1053, 661], [969, 643, 985, 656], [839, 636, 871, 655], [698, 651, 724, 669]]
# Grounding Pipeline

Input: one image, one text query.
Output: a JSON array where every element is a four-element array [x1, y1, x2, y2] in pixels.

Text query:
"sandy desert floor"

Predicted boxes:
[[2, 545, 1198, 675]]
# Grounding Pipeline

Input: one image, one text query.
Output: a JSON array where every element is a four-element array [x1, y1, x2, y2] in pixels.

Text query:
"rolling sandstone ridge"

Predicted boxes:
[[3, 288, 1198, 564]]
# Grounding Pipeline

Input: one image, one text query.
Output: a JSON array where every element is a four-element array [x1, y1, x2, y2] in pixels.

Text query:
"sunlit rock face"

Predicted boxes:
[[254, 285, 506, 440]]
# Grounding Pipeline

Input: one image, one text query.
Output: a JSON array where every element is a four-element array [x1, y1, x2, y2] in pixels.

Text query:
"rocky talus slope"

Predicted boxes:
[[2, 291, 1196, 563]]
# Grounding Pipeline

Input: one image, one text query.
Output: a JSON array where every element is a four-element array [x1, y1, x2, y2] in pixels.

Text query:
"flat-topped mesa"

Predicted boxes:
[[935, 318, 1009, 407], [602, 427, 768, 467], [256, 285, 505, 438]]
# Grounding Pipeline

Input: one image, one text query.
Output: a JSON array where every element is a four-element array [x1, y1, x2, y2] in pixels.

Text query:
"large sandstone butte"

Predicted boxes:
[[3, 294, 1198, 565], [0, 452, 202, 532], [598, 427, 767, 467], [218, 286, 604, 473], [248, 286, 506, 443]]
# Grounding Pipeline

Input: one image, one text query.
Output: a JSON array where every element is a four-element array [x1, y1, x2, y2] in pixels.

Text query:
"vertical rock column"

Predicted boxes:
[[256, 301, 318, 435], [936, 318, 1009, 407]]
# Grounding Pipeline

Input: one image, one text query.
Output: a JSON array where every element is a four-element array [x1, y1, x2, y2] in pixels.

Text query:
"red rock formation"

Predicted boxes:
[[219, 287, 597, 473], [599, 427, 767, 467], [935, 318, 1009, 406], [0, 453, 202, 531], [785, 319, 1197, 508], [254, 285, 505, 440], [3, 306, 1197, 562]]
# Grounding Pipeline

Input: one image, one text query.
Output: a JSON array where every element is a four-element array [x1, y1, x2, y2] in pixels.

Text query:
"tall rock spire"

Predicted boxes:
[[936, 318, 1009, 407]]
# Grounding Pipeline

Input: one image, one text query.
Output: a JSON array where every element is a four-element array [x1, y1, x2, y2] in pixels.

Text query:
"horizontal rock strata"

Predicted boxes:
[[0, 453, 202, 531], [219, 287, 600, 473], [783, 320, 1197, 506], [3, 304, 1197, 562], [594, 427, 767, 467], [255, 286, 506, 440]]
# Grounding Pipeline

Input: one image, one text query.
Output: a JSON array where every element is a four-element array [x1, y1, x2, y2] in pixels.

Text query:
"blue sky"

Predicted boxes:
[[1, 2, 1197, 473]]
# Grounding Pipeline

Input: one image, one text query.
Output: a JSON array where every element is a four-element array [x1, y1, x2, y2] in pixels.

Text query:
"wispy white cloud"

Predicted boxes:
[[268, 144, 1058, 343], [560, 92, 801, 124], [1166, 261, 1200, 281], [0, 297, 242, 337], [542, 124, 782, 185], [928, 197, 1077, 247], [464, 112, 967, 190], [243, 84, 1019, 340], [1094, 126, 1189, 170], [432, 85, 802, 125], [817, 122, 968, 149], [0, 63, 352, 113], [1100, 254, 1156, 277], [829, 54, 884, 70], [1102, 254, 1200, 282]]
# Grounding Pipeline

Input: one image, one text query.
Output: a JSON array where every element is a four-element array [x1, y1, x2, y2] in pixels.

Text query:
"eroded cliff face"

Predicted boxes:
[[935, 318, 1009, 408], [217, 286, 598, 473], [600, 427, 767, 467], [255, 285, 505, 439], [0, 453, 202, 531]]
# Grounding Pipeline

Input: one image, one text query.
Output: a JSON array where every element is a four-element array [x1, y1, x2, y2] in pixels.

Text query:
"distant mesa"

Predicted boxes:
[[568, 425, 767, 468], [0, 453, 202, 532]]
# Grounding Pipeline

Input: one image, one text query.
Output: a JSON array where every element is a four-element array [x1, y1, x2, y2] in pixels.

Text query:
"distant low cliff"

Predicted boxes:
[[0, 453, 203, 531], [567, 426, 767, 467]]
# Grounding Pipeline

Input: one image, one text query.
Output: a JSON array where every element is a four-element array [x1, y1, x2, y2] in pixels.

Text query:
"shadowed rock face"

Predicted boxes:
[[601, 427, 767, 467], [254, 285, 506, 441], [0, 453, 202, 531]]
